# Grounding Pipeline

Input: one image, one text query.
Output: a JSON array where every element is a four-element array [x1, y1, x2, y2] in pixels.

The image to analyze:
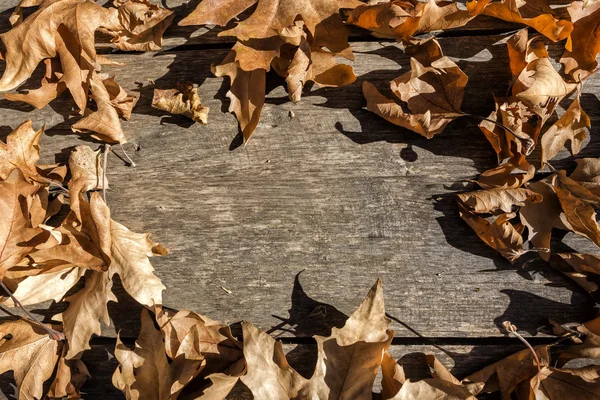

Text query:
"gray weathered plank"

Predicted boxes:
[[0, 37, 597, 339]]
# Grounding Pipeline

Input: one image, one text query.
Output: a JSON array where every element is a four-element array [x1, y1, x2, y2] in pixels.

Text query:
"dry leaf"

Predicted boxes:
[[363, 38, 467, 138], [526, 365, 600, 399], [113, 309, 203, 400], [0, 121, 44, 181], [0, 169, 43, 275], [551, 253, 600, 295], [212, 51, 266, 142], [571, 158, 600, 197], [559, 316, 600, 363], [102, 0, 175, 52], [152, 83, 209, 124], [561, 0, 600, 80], [58, 270, 117, 359], [459, 205, 525, 263], [0, 319, 63, 400], [541, 88, 590, 164], [457, 187, 542, 214], [241, 279, 393, 399], [47, 352, 90, 399], [68, 145, 108, 217], [464, 345, 550, 397], [2, 267, 84, 307]]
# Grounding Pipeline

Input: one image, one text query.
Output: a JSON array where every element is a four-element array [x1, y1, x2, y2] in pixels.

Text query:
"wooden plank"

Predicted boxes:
[[0, 37, 597, 339]]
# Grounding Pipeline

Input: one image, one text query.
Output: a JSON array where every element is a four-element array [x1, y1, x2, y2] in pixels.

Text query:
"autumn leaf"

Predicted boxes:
[[212, 50, 266, 142], [570, 158, 600, 197], [464, 345, 550, 397], [459, 204, 525, 263], [561, 0, 600, 79], [241, 279, 393, 399], [525, 365, 600, 399], [0, 169, 44, 275], [180, 0, 361, 70], [457, 187, 542, 214], [558, 316, 600, 363], [0, 319, 64, 400], [152, 82, 210, 124], [551, 253, 600, 296], [113, 308, 204, 400], [68, 145, 109, 216], [541, 87, 590, 164], [363, 38, 467, 138], [101, 0, 175, 52], [380, 352, 483, 399]]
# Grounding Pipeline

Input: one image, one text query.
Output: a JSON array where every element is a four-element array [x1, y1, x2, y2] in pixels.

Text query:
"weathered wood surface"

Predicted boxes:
[[0, 1, 599, 398]]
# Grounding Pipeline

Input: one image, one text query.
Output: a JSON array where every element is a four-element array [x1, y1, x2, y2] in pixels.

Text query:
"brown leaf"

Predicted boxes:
[[112, 309, 203, 400], [212, 50, 266, 142], [152, 83, 209, 124], [0, 121, 44, 181], [180, 0, 361, 70], [0, 319, 62, 400], [58, 270, 117, 359], [561, 0, 600, 80], [381, 352, 482, 399], [459, 204, 525, 263], [363, 38, 467, 138], [526, 365, 600, 399], [474, 0, 573, 41], [571, 158, 600, 197], [3, 58, 66, 109], [2, 267, 84, 307], [559, 316, 600, 363], [541, 88, 590, 164], [241, 279, 393, 399], [102, 0, 174, 52], [68, 145, 108, 217], [152, 305, 246, 398], [0, 169, 43, 275], [464, 345, 550, 397], [519, 179, 568, 261], [457, 187, 542, 214], [551, 253, 600, 295], [47, 353, 90, 399], [477, 153, 535, 190]]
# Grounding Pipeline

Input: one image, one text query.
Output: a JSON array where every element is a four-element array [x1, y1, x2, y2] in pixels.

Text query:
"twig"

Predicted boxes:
[[0, 280, 64, 341], [119, 144, 136, 167], [462, 113, 535, 155], [103, 144, 111, 202]]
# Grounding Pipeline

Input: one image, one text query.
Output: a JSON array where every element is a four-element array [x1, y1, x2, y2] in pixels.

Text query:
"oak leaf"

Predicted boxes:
[[152, 83, 210, 124], [363, 38, 467, 138], [241, 279, 393, 399]]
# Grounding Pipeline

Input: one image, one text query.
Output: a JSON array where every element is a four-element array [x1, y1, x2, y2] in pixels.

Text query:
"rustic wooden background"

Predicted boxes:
[[0, 0, 599, 398]]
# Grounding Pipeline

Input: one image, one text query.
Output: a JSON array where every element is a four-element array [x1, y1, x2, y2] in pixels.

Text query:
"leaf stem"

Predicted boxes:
[[503, 321, 541, 373], [119, 144, 136, 167], [461, 113, 535, 155]]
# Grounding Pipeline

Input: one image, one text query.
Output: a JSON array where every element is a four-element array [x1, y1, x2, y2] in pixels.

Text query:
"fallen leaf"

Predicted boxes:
[[363, 38, 467, 138], [571, 158, 600, 197], [457, 187, 542, 214], [241, 279, 393, 399], [459, 205, 526, 263], [551, 253, 600, 295], [212, 50, 266, 142], [541, 88, 590, 164], [152, 82, 210, 124], [561, 0, 600, 80]]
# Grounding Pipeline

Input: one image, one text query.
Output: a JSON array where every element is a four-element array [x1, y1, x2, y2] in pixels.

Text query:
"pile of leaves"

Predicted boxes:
[[0, 0, 598, 398]]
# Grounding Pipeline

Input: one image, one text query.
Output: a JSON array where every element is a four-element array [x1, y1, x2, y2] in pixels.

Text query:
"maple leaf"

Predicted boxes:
[[541, 87, 590, 164], [363, 37, 467, 138], [464, 345, 550, 397], [152, 82, 210, 124], [0, 169, 44, 276], [180, 0, 361, 70], [469, 0, 573, 41], [457, 187, 542, 214], [0, 319, 65, 399], [212, 50, 266, 142], [459, 204, 525, 263], [380, 352, 482, 399], [561, 0, 600, 80], [101, 0, 175, 52], [348, 0, 484, 39], [113, 307, 242, 400], [241, 279, 393, 399]]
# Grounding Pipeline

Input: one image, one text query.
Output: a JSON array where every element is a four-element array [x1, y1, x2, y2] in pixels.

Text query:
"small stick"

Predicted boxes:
[[103, 144, 111, 202], [0, 280, 64, 341], [119, 144, 136, 167]]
